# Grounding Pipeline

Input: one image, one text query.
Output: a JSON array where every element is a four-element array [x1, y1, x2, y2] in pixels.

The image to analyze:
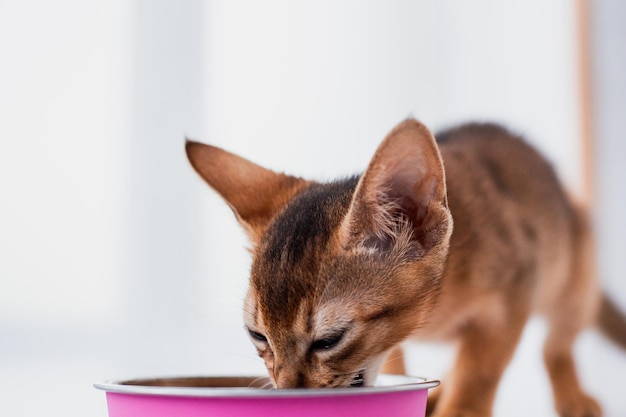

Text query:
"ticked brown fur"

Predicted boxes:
[[186, 119, 626, 417]]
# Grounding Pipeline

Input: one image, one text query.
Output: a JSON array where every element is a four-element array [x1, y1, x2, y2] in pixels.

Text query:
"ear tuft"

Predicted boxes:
[[341, 119, 451, 257]]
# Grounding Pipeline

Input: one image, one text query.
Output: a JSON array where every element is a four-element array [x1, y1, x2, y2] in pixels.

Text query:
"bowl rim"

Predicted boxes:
[[94, 374, 440, 398]]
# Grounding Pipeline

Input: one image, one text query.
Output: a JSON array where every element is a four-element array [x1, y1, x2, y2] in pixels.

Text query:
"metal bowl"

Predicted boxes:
[[94, 374, 439, 417]]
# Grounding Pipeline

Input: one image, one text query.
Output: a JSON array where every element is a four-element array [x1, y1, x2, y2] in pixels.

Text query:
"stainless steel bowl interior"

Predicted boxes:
[[94, 375, 439, 398]]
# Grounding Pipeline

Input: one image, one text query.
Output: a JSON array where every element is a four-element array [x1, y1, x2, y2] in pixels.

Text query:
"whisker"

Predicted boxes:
[[248, 375, 271, 388], [261, 382, 275, 390], [383, 353, 404, 365]]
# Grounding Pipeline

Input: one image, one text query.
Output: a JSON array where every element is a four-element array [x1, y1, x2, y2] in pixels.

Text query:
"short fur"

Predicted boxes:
[[186, 119, 626, 417]]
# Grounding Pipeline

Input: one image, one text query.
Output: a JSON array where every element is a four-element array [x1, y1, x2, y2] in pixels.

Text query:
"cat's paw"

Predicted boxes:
[[557, 393, 602, 417]]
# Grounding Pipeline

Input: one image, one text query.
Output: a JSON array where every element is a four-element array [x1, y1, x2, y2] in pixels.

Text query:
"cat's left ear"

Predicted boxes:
[[186, 141, 310, 245], [340, 119, 452, 257]]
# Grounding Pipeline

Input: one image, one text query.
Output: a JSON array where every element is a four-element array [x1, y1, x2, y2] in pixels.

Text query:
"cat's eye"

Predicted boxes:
[[248, 329, 268, 343], [310, 334, 343, 351]]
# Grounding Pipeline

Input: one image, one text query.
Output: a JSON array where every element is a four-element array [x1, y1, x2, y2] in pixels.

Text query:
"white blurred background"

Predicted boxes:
[[0, 1, 625, 416]]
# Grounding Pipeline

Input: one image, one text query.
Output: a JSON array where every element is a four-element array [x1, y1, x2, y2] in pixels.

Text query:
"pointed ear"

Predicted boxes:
[[186, 140, 310, 244], [341, 119, 451, 257]]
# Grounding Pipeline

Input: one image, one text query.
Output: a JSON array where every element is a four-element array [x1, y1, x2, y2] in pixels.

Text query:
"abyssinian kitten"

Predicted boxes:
[[186, 119, 626, 417]]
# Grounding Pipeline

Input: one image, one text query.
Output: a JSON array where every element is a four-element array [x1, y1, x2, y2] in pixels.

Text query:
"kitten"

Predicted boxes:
[[186, 119, 626, 417]]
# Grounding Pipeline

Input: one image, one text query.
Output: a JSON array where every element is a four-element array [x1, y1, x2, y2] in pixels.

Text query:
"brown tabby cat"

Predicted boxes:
[[186, 119, 626, 417]]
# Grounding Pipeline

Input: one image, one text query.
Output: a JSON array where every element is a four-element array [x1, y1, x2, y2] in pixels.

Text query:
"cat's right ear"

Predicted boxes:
[[186, 141, 309, 245], [340, 119, 452, 258]]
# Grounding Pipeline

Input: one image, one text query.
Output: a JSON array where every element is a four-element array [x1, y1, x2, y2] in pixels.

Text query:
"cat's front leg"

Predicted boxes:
[[429, 307, 529, 417]]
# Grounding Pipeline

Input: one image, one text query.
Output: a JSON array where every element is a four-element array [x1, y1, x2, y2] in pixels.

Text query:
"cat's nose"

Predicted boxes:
[[275, 369, 307, 388]]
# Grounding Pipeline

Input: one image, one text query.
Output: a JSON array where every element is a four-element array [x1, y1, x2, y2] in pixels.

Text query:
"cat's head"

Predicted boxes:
[[187, 119, 452, 388]]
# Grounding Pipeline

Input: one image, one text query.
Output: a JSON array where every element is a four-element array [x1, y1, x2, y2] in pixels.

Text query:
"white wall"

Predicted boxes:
[[0, 1, 624, 416], [0, 0, 130, 328], [0, 1, 133, 416], [591, 0, 626, 305]]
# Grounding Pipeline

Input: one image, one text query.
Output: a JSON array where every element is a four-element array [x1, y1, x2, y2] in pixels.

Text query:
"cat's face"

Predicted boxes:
[[186, 119, 452, 388], [243, 234, 444, 388]]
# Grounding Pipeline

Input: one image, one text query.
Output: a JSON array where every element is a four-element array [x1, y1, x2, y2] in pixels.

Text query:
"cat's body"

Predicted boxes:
[[187, 119, 626, 417]]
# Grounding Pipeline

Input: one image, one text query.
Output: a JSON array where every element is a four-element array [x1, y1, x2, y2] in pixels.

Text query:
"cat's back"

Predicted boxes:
[[432, 123, 577, 302], [436, 122, 572, 218]]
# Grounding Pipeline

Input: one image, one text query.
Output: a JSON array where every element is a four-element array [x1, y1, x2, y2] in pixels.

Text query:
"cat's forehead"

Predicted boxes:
[[258, 178, 358, 267], [249, 178, 358, 326]]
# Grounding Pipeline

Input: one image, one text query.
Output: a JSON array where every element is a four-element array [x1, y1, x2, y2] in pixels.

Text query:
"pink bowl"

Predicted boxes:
[[94, 375, 438, 417]]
